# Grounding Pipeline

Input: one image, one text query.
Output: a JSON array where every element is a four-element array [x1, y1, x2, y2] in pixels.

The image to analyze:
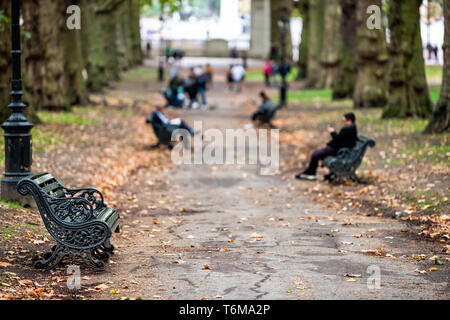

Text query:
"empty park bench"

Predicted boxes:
[[322, 136, 376, 185], [17, 173, 120, 271]]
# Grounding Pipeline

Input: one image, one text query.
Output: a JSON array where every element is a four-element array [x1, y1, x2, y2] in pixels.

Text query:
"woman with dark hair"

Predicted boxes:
[[296, 113, 358, 181], [252, 91, 280, 125]]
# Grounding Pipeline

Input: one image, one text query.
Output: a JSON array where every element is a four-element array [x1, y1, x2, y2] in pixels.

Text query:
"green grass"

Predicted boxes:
[[37, 111, 99, 126], [0, 227, 14, 238], [246, 67, 298, 82], [0, 200, 25, 210], [429, 85, 441, 103], [121, 67, 159, 82], [287, 89, 333, 102], [426, 65, 443, 81]]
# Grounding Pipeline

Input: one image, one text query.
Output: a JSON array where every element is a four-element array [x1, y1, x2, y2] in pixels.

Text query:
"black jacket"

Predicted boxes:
[[327, 124, 358, 151]]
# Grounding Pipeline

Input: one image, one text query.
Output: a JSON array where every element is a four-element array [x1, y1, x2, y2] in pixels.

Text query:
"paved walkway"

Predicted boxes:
[[86, 61, 447, 299]]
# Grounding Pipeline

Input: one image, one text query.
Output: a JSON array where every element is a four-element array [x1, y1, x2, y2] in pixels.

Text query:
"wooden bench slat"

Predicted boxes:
[[32, 173, 56, 186], [42, 182, 61, 194], [96, 207, 120, 232]]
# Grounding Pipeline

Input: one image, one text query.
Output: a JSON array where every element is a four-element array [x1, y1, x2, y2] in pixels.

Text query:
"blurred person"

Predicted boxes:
[[196, 69, 208, 110], [226, 65, 234, 91], [150, 103, 195, 136], [433, 45, 439, 62], [251, 91, 280, 125], [295, 113, 358, 181], [146, 41, 152, 58], [271, 61, 279, 87], [184, 68, 200, 109], [205, 64, 214, 88], [231, 64, 246, 92], [263, 60, 273, 87]]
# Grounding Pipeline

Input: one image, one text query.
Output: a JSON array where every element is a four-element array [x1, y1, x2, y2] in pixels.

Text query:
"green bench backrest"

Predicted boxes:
[[29, 173, 66, 198]]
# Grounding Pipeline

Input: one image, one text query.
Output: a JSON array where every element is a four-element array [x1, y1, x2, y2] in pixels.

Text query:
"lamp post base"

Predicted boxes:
[[1, 178, 34, 207]]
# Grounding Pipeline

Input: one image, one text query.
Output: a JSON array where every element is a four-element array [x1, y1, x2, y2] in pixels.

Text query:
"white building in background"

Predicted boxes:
[[141, 0, 250, 53], [140, 0, 444, 62]]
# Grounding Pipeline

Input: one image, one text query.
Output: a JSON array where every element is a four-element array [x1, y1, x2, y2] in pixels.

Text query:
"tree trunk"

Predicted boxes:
[[353, 0, 388, 108], [130, 0, 143, 65], [59, 0, 88, 106], [306, 0, 325, 88], [383, 0, 432, 118], [270, 0, 293, 62], [98, 12, 120, 82], [425, 0, 449, 133], [319, 0, 342, 89], [22, 0, 69, 111], [332, 0, 357, 100], [0, 1, 12, 123], [80, 0, 107, 92], [297, 0, 308, 80]]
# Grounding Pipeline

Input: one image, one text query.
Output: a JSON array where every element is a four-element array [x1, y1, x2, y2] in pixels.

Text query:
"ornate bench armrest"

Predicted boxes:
[[46, 195, 95, 223], [63, 187, 105, 210], [336, 148, 352, 159]]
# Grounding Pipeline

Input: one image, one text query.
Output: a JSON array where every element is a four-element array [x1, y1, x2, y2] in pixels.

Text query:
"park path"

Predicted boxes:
[[85, 59, 448, 300]]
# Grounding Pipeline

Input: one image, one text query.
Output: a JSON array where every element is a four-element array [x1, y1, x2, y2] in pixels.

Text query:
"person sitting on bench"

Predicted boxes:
[[296, 113, 358, 181], [151, 103, 195, 136], [252, 91, 279, 123]]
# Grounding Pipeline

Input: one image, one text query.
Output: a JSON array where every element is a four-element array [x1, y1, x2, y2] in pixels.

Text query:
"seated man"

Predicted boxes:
[[252, 91, 279, 123], [296, 113, 358, 181], [150, 103, 195, 136]]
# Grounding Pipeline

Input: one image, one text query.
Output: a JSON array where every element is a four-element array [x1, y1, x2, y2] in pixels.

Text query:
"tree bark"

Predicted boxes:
[[425, 0, 449, 133], [319, 0, 342, 89], [270, 0, 293, 61], [353, 0, 388, 108], [59, 0, 88, 106], [332, 0, 357, 99], [130, 0, 143, 65], [297, 0, 308, 80], [0, 1, 12, 123], [80, 0, 106, 92], [306, 0, 325, 88], [383, 0, 432, 118], [22, 0, 69, 111]]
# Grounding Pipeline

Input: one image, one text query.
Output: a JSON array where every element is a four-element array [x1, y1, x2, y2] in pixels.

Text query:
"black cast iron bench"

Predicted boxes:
[[252, 105, 280, 127], [17, 173, 120, 271], [322, 136, 376, 185], [145, 117, 179, 150]]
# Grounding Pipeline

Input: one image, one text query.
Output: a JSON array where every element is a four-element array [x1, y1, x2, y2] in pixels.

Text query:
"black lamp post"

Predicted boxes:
[[1, 0, 33, 202], [278, 12, 290, 108]]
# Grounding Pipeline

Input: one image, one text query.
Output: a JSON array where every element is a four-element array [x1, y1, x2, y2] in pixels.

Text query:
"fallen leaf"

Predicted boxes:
[[344, 273, 362, 278], [94, 284, 109, 292], [250, 233, 263, 239]]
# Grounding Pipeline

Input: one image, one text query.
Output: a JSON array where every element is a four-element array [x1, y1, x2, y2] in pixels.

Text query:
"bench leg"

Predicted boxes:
[[79, 250, 106, 271], [34, 244, 65, 270], [35, 244, 107, 271], [150, 142, 161, 149], [350, 173, 368, 185], [91, 247, 110, 262]]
